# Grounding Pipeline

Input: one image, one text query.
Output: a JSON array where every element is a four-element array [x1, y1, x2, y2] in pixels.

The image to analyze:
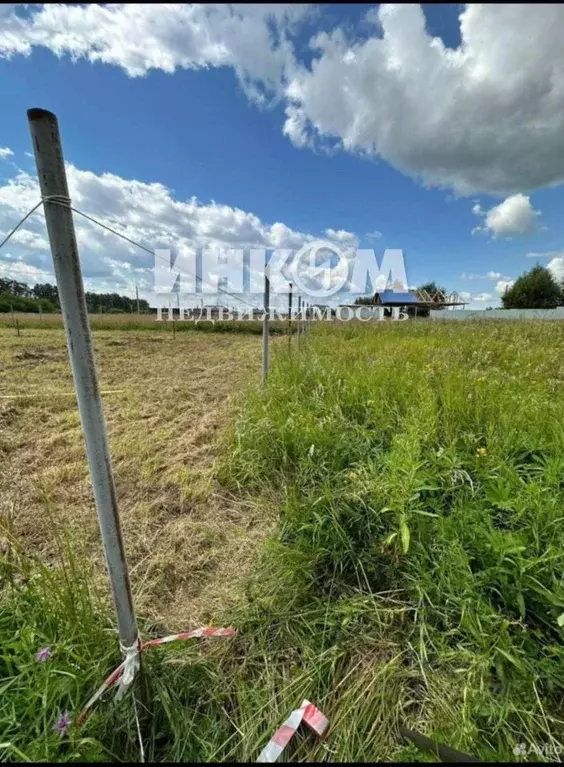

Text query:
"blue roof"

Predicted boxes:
[[378, 289, 418, 304]]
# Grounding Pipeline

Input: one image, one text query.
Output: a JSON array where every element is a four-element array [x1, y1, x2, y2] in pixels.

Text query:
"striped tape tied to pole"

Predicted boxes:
[[77, 627, 237, 725]]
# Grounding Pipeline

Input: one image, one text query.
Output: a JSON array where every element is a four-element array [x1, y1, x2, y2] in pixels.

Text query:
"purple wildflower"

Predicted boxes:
[[35, 647, 51, 663], [53, 711, 72, 737]]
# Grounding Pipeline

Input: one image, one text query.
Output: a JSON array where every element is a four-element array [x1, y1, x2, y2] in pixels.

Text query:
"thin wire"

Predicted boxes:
[[0, 200, 44, 252], [65, 200, 257, 310]]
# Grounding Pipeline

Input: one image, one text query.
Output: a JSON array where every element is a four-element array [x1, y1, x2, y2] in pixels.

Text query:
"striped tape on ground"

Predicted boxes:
[[256, 699, 329, 763]]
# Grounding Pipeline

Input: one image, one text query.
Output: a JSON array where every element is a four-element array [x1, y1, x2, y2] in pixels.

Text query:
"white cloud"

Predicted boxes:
[[495, 279, 514, 296], [0, 256, 53, 284], [0, 162, 356, 303], [459, 291, 472, 303], [471, 194, 541, 238], [0, 147, 14, 160], [461, 270, 510, 281], [548, 257, 564, 282], [324, 228, 358, 248], [474, 292, 493, 302], [526, 250, 563, 259], [0, 3, 310, 103], [283, 4, 564, 195], [0, 228, 49, 250], [6, 5, 564, 196], [365, 230, 382, 240]]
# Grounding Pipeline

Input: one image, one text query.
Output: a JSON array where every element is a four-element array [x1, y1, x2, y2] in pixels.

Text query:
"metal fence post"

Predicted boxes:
[[262, 264, 270, 385], [27, 108, 138, 650], [296, 295, 301, 348], [288, 282, 293, 349]]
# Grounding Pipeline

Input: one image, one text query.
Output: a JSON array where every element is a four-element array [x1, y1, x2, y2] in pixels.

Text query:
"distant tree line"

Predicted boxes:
[[0, 279, 151, 314]]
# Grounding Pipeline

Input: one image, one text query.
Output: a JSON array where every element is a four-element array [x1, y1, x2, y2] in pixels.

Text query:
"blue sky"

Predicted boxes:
[[1, 3, 564, 309]]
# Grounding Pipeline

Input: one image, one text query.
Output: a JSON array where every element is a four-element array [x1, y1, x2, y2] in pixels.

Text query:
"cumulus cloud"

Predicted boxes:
[[324, 228, 358, 249], [5, 5, 564, 195], [471, 194, 541, 238], [548, 257, 564, 282], [0, 162, 356, 304], [0, 256, 53, 284], [495, 279, 515, 296], [0, 3, 310, 102], [0, 147, 14, 160], [474, 292, 493, 302], [282, 4, 564, 195], [459, 290, 472, 303]]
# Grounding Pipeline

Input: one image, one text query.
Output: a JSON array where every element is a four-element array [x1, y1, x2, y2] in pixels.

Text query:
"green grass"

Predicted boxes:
[[223, 320, 564, 760], [0, 312, 291, 335], [2, 319, 564, 762]]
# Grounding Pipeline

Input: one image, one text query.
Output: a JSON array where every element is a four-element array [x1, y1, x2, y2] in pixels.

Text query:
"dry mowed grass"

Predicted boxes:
[[0, 327, 274, 630]]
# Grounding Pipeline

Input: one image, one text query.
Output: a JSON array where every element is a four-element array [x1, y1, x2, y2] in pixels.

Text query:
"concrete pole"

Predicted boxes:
[[297, 295, 301, 349], [288, 282, 293, 349], [262, 265, 270, 385], [27, 108, 138, 649]]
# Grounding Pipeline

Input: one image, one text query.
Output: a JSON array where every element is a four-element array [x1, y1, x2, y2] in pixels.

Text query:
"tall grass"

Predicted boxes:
[[2, 320, 564, 761], [224, 320, 564, 760]]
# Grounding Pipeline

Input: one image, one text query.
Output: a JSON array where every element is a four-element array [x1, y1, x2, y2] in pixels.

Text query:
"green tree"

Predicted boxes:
[[502, 265, 563, 309], [0, 278, 31, 297], [0, 292, 56, 313], [32, 283, 59, 306]]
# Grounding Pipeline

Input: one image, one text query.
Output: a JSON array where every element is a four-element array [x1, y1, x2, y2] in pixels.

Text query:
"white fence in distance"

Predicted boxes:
[[430, 307, 564, 321]]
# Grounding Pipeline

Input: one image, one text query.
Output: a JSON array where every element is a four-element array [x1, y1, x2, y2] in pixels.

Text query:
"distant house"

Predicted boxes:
[[373, 289, 419, 307], [350, 288, 467, 317]]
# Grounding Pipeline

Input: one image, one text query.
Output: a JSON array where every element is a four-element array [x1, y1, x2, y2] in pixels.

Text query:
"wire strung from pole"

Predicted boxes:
[[69, 203, 258, 310], [0, 199, 51, 252], [0, 196, 258, 310]]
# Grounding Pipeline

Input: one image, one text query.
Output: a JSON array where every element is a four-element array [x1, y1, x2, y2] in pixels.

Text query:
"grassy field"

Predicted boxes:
[[2, 319, 564, 762], [0, 312, 287, 335]]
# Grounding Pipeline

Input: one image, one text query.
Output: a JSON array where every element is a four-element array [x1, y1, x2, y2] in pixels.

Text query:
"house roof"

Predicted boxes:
[[377, 289, 418, 304]]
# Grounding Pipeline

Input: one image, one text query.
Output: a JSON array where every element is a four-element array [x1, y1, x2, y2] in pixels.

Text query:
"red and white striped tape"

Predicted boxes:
[[77, 626, 236, 725], [256, 699, 329, 763]]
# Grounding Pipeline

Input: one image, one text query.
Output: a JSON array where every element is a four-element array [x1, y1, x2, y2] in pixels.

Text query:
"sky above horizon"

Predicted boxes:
[[1, 3, 564, 309]]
